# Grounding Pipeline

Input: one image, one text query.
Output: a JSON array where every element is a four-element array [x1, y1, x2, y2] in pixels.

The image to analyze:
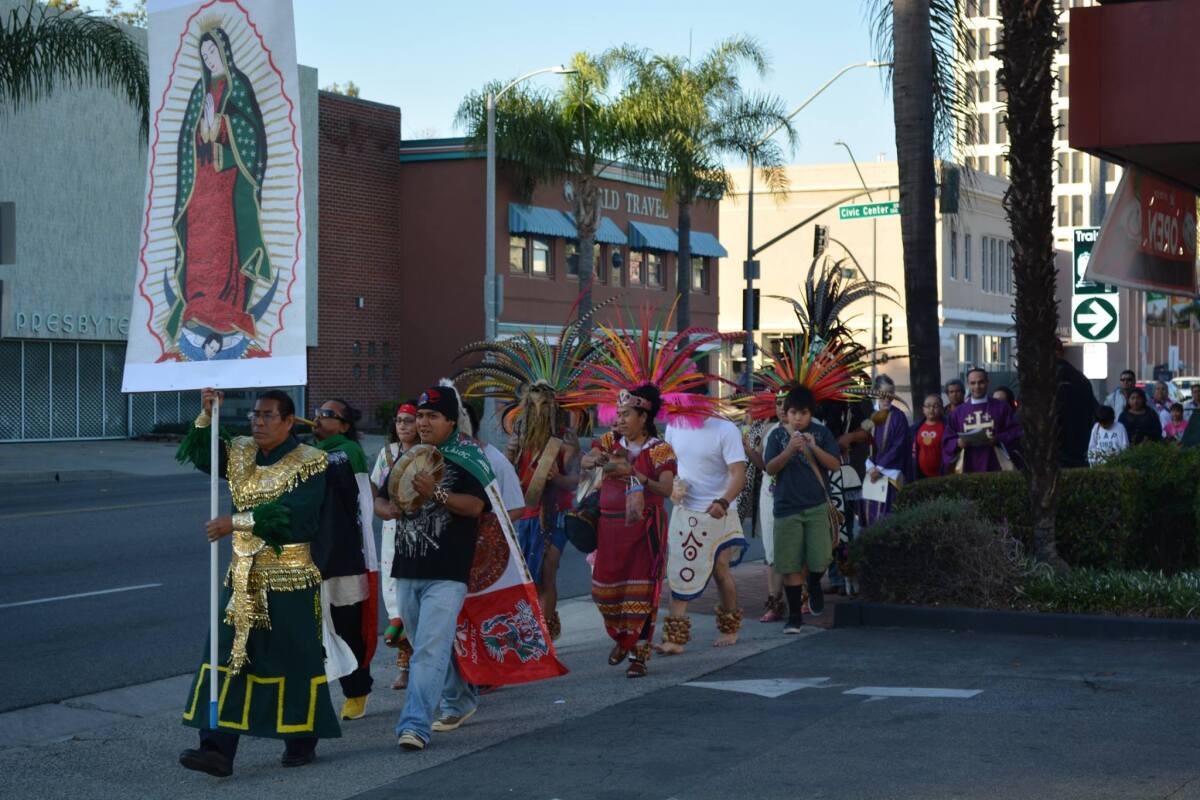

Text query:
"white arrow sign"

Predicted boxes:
[[1078, 303, 1114, 338]]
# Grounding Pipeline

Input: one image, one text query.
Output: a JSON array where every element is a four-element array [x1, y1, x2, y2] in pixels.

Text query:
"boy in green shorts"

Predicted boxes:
[[763, 385, 842, 633]]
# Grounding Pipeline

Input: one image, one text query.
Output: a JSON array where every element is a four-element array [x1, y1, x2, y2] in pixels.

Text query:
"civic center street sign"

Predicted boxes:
[[838, 201, 899, 220]]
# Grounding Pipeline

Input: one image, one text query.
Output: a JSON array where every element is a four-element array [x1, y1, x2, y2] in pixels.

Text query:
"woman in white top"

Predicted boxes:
[[370, 401, 420, 689]]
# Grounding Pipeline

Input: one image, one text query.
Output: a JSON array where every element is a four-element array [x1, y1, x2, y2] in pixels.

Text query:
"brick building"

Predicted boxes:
[[308, 93, 404, 420]]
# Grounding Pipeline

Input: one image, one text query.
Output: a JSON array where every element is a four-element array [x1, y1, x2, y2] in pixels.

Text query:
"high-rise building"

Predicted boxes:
[[961, 0, 1118, 247]]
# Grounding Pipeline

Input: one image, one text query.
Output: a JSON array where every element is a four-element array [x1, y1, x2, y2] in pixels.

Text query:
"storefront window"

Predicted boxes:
[[691, 256, 709, 292], [593, 243, 604, 283], [610, 248, 623, 286], [647, 252, 664, 288], [509, 236, 527, 274], [531, 237, 551, 276], [565, 241, 579, 277], [628, 251, 643, 286]]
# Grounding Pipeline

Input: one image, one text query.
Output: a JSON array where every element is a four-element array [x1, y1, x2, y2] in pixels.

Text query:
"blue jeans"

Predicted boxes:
[[393, 578, 477, 743]]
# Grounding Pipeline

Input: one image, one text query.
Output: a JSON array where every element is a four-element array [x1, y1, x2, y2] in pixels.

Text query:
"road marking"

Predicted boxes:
[[683, 678, 835, 698], [0, 583, 163, 609], [843, 687, 982, 699], [0, 497, 207, 521]]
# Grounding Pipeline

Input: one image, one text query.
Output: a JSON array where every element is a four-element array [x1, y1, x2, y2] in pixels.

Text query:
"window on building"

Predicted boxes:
[[1057, 195, 1070, 227], [964, 234, 973, 281], [992, 236, 1002, 293], [950, 229, 958, 279], [984, 237, 993, 293], [0, 202, 13, 265], [1058, 65, 1069, 97], [691, 256, 710, 293], [1071, 152, 1084, 183], [1060, 22, 1070, 55], [565, 240, 579, 277], [509, 236, 528, 274], [977, 113, 990, 145], [967, 30, 977, 61], [1057, 152, 1069, 181], [996, 114, 1007, 145], [1071, 194, 1084, 226], [628, 250, 643, 286], [958, 333, 980, 366], [531, 237, 551, 276], [978, 155, 990, 174], [610, 248, 624, 286], [979, 28, 991, 59], [647, 252, 664, 288], [977, 70, 990, 102], [1006, 241, 1014, 294], [965, 155, 977, 172], [997, 82, 1008, 104]]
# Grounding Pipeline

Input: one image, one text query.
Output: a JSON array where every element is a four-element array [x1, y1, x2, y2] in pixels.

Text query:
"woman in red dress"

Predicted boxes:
[[581, 386, 676, 678]]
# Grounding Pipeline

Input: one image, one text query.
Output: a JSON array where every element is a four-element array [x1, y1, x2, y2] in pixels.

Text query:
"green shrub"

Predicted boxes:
[[895, 468, 1135, 568], [373, 400, 399, 432], [852, 498, 1024, 608], [1100, 445, 1200, 572], [1018, 568, 1200, 619]]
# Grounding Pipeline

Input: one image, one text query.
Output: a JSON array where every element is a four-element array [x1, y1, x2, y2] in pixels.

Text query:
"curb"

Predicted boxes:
[[2, 470, 126, 485], [833, 601, 1200, 642]]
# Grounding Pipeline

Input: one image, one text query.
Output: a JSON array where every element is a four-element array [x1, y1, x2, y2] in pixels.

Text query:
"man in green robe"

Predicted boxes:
[[177, 389, 340, 778]]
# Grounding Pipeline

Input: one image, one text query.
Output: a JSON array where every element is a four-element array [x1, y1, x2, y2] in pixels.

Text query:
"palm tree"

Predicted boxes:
[[864, 0, 973, 406], [613, 37, 795, 331], [1, 0, 148, 137], [457, 52, 629, 340], [996, 0, 1065, 571]]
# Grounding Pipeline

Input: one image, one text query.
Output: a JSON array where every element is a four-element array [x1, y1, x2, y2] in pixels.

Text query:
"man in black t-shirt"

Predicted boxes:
[[374, 385, 490, 752]]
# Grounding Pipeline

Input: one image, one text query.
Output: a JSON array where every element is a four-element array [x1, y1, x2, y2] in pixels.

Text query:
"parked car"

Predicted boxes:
[[1137, 380, 1181, 403], [1172, 376, 1200, 398]]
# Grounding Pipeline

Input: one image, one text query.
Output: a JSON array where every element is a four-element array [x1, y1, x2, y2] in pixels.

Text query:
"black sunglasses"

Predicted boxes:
[[313, 408, 345, 422]]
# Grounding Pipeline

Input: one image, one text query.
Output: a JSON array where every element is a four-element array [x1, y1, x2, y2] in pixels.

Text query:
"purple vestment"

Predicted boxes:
[[943, 398, 1021, 473]]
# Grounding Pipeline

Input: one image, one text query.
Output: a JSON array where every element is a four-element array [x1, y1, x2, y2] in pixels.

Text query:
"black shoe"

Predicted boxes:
[[179, 748, 233, 778], [783, 618, 804, 634], [281, 749, 317, 768], [806, 573, 825, 614]]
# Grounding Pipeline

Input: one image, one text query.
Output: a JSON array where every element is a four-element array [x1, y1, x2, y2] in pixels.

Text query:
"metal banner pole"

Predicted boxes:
[[208, 394, 220, 729]]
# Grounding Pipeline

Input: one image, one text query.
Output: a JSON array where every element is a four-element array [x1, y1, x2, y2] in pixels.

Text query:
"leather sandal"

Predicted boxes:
[[607, 643, 629, 666], [626, 659, 648, 678]]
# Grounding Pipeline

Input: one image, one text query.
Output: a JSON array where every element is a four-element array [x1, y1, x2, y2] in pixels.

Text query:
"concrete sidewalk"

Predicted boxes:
[[0, 433, 387, 484], [0, 580, 820, 800]]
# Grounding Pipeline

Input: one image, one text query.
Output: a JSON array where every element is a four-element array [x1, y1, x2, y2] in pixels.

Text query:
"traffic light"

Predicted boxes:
[[880, 314, 894, 344], [813, 224, 829, 258]]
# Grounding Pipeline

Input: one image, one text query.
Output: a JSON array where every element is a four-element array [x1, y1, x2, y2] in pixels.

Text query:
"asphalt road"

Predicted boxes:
[[0, 474, 610, 711], [353, 629, 1200, 800]]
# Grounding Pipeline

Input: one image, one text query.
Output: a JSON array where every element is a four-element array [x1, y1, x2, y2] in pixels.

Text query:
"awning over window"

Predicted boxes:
[[689, 231, 728, 258], [628, 220, 727, 257], [508, 204, 576, 239], [564, 213, 628, 245]]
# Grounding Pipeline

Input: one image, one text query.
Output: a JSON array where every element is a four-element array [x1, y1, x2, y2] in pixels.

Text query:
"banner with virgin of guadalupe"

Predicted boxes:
[[122, 0, 307, 392]]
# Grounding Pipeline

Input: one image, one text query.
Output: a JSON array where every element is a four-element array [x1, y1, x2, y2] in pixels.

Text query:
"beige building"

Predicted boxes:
[[718, 161, 1017, 399]]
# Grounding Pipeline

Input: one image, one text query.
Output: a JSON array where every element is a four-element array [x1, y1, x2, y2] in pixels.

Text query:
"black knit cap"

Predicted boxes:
[[417, 385, 460, 423]]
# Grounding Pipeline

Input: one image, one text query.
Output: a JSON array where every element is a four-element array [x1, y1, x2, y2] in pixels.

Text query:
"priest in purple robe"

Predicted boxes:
[[862, 375, 911, 526], [943, 368, 1022, 473]]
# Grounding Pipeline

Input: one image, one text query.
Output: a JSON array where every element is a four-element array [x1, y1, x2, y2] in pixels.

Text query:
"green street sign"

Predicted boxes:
[[1072, 227, 1117, 296], [1071, 295, 1119, 343], [838, 201, 899, 220]]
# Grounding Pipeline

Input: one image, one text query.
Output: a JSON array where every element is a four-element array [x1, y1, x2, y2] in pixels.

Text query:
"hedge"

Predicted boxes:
[[1099, 444, 1200, 572], [1018, 568, 1200, 619], [895, 467, 1136, 569]]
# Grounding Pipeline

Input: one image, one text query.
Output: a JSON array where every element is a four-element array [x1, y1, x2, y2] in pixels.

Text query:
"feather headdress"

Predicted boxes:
[[453, 295, 610, 433], [741, 334, 876, 421], [564, 301, 737, 429]]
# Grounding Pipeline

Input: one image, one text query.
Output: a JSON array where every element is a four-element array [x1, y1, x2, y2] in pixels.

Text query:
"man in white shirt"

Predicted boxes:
[[658, 415, 747, 654], [1184, 384, 1200, 422], [466, 405, 524, 521], [1104, 370, 1135, 417]]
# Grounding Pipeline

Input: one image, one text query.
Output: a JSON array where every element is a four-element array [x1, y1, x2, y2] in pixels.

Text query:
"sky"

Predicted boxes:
[[286, 0, 898, 166]]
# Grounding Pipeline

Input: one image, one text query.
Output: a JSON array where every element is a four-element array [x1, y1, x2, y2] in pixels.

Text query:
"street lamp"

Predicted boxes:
[[742, 60, 890, 389], [483, 64, 575, 441], [834, 139, 879, 378]]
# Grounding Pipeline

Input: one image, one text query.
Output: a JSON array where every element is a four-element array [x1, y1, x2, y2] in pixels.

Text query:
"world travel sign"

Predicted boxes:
[[1071, 227, 1120, 344]]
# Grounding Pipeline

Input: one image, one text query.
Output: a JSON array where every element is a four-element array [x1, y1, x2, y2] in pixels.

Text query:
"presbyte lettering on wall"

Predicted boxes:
[[597, 187, 670, 220], [13, 311, 130, 338]]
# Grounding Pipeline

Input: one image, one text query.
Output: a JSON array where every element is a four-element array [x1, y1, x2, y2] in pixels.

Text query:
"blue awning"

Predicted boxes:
[[689, 230, 728, 258], [627, 220, 678, 251], [564, 213, 628, 245], [508, 204, 576, 239], [628, 220, 727, 257]]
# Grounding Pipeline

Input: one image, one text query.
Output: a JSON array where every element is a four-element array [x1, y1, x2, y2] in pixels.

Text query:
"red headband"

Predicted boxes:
[[396, 404, 417, 417]]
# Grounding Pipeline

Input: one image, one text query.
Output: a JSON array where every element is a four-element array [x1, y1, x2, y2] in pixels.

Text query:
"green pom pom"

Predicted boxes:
[[251, 501, 291, 554]]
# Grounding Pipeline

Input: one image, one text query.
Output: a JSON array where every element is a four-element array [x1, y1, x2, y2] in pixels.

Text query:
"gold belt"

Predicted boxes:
[[224, 533, 322, 675]]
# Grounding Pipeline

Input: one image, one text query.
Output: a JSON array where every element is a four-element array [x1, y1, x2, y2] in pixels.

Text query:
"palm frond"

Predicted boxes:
[[0, 1, 149, 138]]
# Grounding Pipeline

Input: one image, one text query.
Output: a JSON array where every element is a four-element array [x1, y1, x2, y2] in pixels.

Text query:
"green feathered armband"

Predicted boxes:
[[251, 501, 292, 555], [175, 421, 232, 471]]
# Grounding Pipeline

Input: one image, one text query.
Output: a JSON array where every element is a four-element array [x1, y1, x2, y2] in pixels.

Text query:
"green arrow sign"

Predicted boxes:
[[1071, 295, 1119, 343], [838, 201, 899, 220]]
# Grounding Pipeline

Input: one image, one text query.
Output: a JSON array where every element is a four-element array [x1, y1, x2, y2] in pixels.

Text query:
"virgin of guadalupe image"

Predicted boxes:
[[162, 19, 278, 361]]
